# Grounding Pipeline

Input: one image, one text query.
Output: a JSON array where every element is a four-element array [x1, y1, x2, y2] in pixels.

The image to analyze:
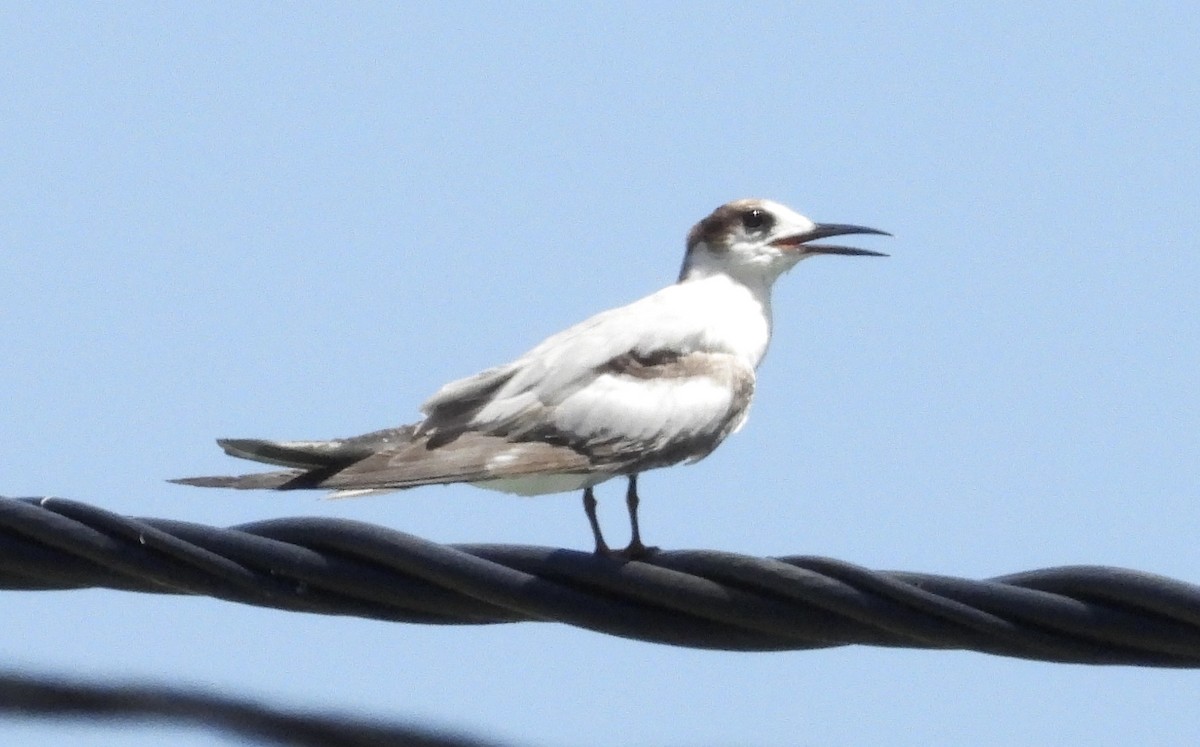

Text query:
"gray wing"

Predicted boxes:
[[172, 427, 596, 492], [172, 350, 754, 494], [417, 284, 754, 456], [175, 285, 756, 494], [422, 346, 756, 472]]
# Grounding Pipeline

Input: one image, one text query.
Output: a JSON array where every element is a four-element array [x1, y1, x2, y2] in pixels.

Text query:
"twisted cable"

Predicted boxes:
[[3, 496, 1199, 666]]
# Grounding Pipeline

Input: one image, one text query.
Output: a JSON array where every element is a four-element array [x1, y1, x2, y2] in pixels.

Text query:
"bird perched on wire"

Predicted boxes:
[[174, 198, 888, 557]]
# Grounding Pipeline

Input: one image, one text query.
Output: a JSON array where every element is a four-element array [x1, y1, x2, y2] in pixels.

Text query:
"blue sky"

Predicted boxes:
[[3, 3, 1199, 744]]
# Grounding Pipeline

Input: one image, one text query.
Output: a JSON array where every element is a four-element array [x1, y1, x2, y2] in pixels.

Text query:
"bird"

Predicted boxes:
[[173, 198, 888, 557]]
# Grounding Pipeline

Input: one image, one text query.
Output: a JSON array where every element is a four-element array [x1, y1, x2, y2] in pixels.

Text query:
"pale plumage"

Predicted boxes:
[[174, 198, 888, 556]]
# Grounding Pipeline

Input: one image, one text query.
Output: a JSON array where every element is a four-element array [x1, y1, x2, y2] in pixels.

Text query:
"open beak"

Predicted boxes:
[[772, 223, 891, 257]]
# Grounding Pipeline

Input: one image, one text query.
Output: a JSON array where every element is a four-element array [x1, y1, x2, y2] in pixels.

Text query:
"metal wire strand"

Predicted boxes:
[[3, 495, 1200, 666]]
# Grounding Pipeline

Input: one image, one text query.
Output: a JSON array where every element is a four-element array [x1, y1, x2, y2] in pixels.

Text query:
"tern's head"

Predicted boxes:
[[679, 198, 888, 285]]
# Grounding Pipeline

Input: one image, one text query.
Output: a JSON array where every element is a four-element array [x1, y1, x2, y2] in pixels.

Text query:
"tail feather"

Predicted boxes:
[[173, 425, 421, 491], [169, 470, 308, 490], [217, 439, 359, 469], [172, 425, 601, 496], [216, 425, 417, 469]]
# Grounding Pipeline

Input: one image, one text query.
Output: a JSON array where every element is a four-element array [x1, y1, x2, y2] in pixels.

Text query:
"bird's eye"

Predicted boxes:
[[741, 208, 772, 231]]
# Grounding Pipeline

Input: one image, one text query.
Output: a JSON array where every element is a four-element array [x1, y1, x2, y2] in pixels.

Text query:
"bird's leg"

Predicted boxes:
[[620, 474, 657, 559], [582, 487, 611, 555]]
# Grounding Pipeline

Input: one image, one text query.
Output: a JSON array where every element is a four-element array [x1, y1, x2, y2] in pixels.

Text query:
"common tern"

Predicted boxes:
[[174, 198, 888, 557]]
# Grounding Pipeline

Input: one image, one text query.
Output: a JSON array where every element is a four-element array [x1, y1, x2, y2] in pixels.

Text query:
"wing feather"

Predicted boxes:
[[315, 433, 594, 490], [177, 281, 761, 496], [418, 283, 732, 442]]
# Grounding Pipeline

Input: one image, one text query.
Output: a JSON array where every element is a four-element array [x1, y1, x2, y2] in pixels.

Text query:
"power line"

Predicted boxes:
[[0, 668, 504, 747], [3, 496, 1199, 665]]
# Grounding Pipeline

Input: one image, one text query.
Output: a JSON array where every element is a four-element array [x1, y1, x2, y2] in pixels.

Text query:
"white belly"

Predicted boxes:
[[469, 472, 616, 496]]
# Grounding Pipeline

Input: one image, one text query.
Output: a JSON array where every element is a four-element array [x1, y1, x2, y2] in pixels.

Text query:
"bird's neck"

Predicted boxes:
[[675, 268, 775, 367]]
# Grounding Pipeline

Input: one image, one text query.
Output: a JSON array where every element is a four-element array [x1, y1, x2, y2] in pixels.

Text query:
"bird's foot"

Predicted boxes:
[[615, 539, 660, 560], [590, 540, 658, 560]]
